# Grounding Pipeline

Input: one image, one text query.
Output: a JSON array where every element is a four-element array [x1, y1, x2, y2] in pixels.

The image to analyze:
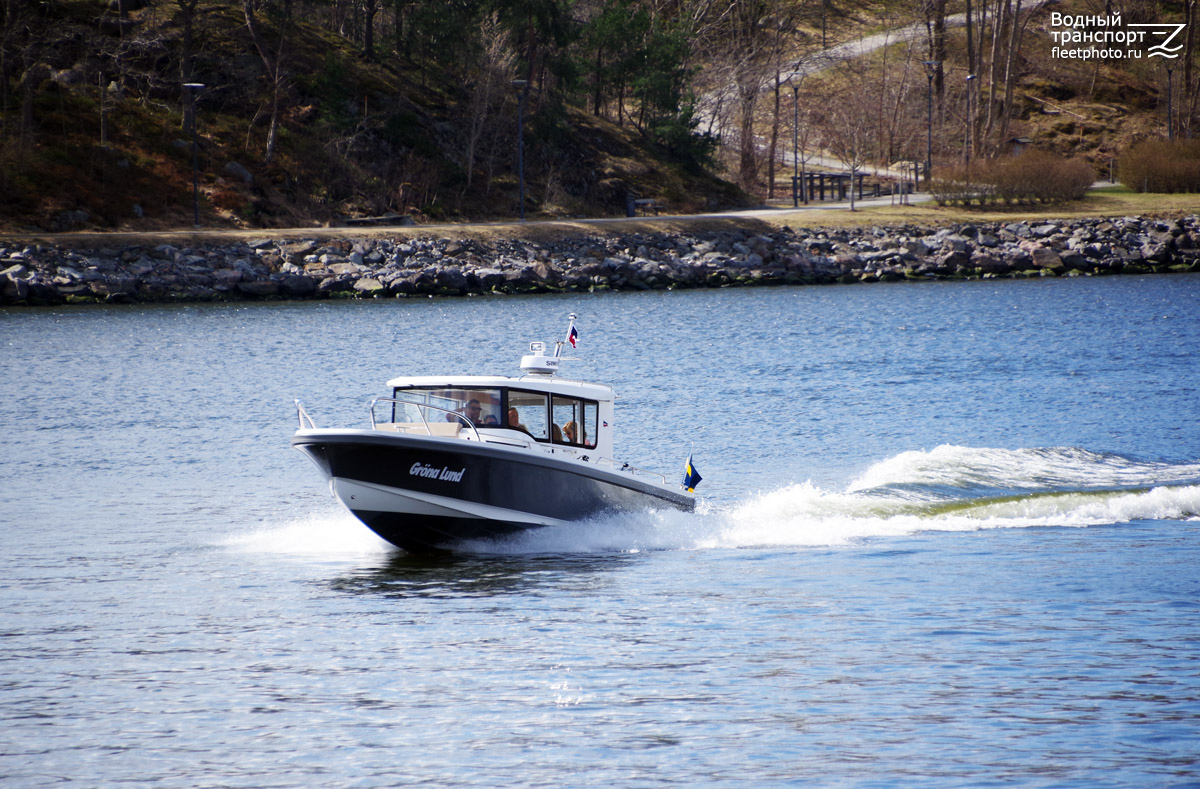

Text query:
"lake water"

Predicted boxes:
[[3, 275, 1200, 787]]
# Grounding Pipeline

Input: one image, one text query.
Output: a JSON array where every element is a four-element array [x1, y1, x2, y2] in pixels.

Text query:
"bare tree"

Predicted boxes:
[[817, 62, 876, 211], [460, 13, 517, 190], [762, 3, 807, 199], [790, 87, 820, 202], [0, 0, 21, 135], [767, 70, 782, 198], [361, 0, 378, 60], [18, 63, 52, 151], [996, 0, 1030, 148], [683, 0, 778, 192], [244, 0, 293, 163], [921, 0, 948, 102], [178, 0, 198, 84]]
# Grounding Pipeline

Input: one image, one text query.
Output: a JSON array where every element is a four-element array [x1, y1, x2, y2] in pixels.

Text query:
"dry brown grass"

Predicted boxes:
[[772, 187, 1200, 231]]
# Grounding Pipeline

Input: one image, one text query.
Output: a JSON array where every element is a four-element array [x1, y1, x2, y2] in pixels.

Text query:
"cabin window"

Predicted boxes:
[[507, 390, 549, 439], [392, 386, 600, 445], [551, 395, 598, 448], [582, 401, 598, 448], [392, 387, 503, 426]]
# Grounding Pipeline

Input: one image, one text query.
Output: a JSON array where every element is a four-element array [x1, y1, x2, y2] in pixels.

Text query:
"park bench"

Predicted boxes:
[[634, 198, 659, 216]]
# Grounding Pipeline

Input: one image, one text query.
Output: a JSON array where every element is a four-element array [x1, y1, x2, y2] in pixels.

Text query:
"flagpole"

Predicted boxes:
[[555, 313, 577, 358]]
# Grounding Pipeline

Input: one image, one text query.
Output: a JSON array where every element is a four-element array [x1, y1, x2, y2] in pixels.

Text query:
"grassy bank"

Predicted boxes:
[[775, 186, 1200, 231]]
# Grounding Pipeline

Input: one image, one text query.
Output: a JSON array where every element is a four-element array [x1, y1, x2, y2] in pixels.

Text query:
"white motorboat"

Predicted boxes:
[[292, 316, 697, 552]]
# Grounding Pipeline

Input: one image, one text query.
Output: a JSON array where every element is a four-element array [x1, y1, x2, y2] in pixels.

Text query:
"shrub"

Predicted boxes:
[[931, 151, 1094, 207], [1120, 139, 1200, 193]]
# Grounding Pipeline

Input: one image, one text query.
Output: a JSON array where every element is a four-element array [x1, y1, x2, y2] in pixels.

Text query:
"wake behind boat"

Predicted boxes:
[[291, 316, 697, 552]]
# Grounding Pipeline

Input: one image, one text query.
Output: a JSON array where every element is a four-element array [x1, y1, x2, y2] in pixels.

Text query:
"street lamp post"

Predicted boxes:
[[512, 79, 529, 221], [791, 82, 800, 207], [922, 61, 938, 190], [965, 73, 977, 165], [183, 82, 205, 227]]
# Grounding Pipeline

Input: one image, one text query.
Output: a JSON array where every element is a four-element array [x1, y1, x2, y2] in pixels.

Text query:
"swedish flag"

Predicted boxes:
[[683, 454, 702, 492]]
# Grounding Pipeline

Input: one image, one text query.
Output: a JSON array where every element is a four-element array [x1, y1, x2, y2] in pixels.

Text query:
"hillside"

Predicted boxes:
[[0, 0, 747, 233], [0, 0, 1192, 233]]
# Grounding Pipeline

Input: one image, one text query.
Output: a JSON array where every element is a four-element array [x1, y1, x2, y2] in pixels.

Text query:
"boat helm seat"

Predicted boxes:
[[378, 421, 462, 437]]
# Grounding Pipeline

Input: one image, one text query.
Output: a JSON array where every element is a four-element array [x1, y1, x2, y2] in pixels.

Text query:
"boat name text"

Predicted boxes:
[[410, 462, 466, 483]]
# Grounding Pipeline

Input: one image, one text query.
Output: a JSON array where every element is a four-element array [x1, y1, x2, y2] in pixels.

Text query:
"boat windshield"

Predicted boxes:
[[392, 386, 598, 448], [392, 387, 504, 427]]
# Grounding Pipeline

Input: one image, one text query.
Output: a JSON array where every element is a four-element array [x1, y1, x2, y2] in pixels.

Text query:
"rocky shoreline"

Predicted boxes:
[[3, 215, 1200, 306]]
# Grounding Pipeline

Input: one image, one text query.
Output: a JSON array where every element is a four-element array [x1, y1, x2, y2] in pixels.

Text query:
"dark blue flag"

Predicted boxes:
[[683, 454, 702, 492]]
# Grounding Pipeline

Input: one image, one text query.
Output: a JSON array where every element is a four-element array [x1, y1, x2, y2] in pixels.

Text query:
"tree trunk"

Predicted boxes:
[[965, 0, 975, 77], [177, 0, 198, 136], [0, 0, 18, 133], [178, 0, 197, 83], [932, 0, 947, 101], [593, 44, 603, 116], [19, 63, 51, 150], [738, 82, 758, 189], [244, 0, 291, 164], [983, 0, 1009, 146], [1184, 0, 1196, 137], [362, 0, 377, 60], [767, 71, 780, 200], [99, 71, 108, 146], [998, 0, 1025, 146]]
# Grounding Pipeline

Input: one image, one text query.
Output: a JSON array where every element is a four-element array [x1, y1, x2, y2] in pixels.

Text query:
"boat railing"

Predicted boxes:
[[616, 461, 668, 485], [369, 398, 483, 442], [295, 399, 317, 429]]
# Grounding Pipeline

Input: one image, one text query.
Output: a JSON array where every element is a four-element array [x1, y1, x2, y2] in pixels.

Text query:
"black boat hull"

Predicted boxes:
[[292, 430, 694, 552]]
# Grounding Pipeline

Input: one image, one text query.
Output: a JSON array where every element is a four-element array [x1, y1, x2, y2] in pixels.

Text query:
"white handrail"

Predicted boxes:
[[295, 399, 317, 429], [369, 398, 483, 442], [617, 461, 668, 485]]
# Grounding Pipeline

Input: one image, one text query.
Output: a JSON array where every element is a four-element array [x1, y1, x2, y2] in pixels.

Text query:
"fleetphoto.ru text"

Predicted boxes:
[[1049, 12, 1186, 61]]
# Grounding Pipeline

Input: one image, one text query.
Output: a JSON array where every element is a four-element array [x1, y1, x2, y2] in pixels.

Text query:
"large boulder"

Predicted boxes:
[[1, 271, 29, 303], [1029, 245, 1064, 272], [279, 274, 317, 297], [237, 279, 280, 298]]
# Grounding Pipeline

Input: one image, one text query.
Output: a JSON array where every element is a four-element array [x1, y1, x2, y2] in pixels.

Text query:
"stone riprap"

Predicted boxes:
[[3, 215, 1200, 306]]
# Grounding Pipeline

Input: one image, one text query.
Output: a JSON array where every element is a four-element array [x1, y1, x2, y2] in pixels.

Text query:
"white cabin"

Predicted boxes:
[[379, 367, 616, 466]]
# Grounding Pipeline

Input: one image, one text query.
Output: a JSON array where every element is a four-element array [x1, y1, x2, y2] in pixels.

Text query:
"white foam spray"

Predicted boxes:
[[472, 447, 1200, 554], [238, 447, 1200, 556], [222, 506, 392, 557]]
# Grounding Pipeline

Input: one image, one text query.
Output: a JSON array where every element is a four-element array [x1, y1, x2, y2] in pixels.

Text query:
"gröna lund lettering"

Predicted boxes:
[[409, 462, 466, 482]]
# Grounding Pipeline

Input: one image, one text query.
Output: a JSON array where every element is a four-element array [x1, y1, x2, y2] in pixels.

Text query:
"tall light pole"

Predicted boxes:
[[964, 73, 976, 165], [183, 82, 205, 227], [512, 79, 529, 221], [922, 61, 938, 190], [791, 81, 800, 207]]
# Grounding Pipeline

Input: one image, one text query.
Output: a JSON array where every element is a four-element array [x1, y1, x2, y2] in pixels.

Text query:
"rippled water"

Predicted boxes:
[[3, 275, 1200, 786]]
